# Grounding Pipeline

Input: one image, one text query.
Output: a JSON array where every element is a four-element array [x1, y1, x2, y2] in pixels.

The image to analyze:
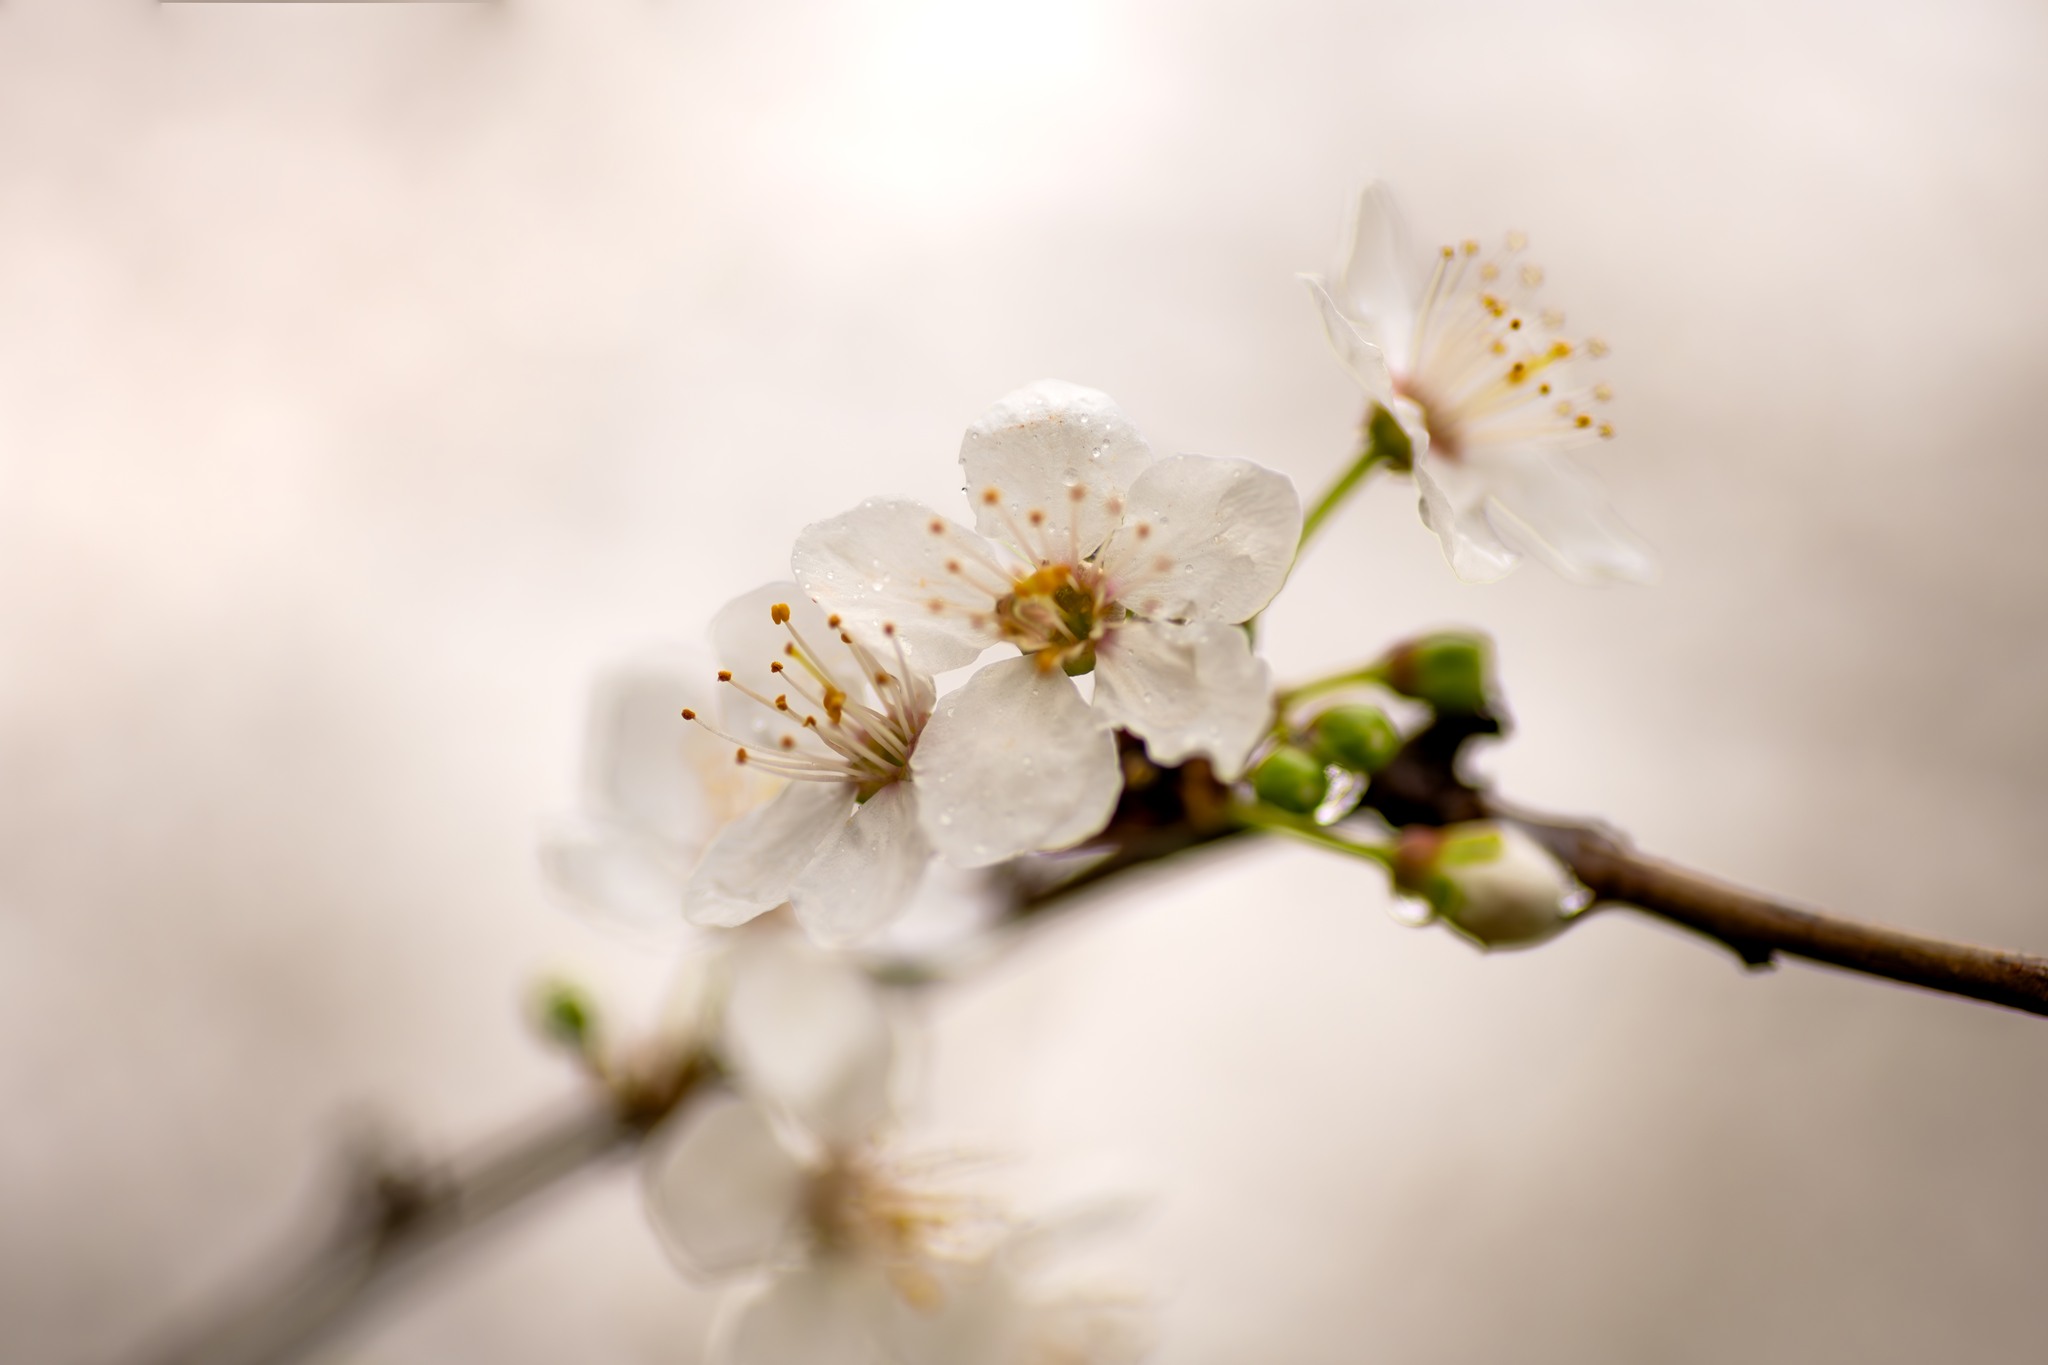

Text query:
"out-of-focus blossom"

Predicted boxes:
[[680, 583, 1120, 944], [647, 933, 1001, 1364], [793, 381, 1300, 784], [539, 650, 780, 939], [1305, 184, 1655, 585], [1392, 821, 1589, 948]]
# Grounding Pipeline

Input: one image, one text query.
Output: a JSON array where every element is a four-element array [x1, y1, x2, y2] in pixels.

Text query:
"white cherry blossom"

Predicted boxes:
[[680, 582, 1120, 945], [793, 381, 1300, 782], [647, 933, 1007, 1365], [538, 650, 779, 940], [1305, 183, 1655, 585]]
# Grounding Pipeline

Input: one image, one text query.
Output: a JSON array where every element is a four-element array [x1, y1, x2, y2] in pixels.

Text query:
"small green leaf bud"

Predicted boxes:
[[1386, 631, 1491, 714], [1309, 703, 1402, 775], [535, 980, 597, 1053], [1250, 744, 1330, 815], [1392, 821, 1584, 949]]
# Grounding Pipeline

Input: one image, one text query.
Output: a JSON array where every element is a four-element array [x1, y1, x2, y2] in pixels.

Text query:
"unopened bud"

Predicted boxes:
[[1309, 703, 1402, 775], [1385, 632, 1491, 714], [1392, 822, 1584, 949], [535, 980, 598, 1053], [1250, 745, 1330, 815]]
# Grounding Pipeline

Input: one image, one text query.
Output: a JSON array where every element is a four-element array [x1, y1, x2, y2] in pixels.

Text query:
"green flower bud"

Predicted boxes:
[[1392, 822, 1583, 949], [1386, 632, 1491, 714], [1250, 745, 1330, 815], [535, 980, 597, 1052], [1309, 703, 1402, 775]]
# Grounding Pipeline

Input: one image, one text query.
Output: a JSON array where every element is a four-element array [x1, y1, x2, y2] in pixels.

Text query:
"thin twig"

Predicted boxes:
[[113, 1054, 716, 1365], [1522, 815, 2048, 1016]]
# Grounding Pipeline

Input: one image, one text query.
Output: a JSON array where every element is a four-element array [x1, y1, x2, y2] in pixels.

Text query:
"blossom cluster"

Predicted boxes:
[[537, 185, 1645, 1364], [664, 379, 1305, 949]]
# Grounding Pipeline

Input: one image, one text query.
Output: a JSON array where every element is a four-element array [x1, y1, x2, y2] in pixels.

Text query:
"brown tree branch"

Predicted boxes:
[[111, 1053, 716, 1365]]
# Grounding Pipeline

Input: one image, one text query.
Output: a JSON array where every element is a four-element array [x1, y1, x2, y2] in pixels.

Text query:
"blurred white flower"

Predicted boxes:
[[1305, 184, 1655, 585], [1393, 821, 1590, 948], [539, 650, 780, 939], [680, 583, 1121, 944], [647, 933, 1005, 1365], [793, 381, 1300, 782]]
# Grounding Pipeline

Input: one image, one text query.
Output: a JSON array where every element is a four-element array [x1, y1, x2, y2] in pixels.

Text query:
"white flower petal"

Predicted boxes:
[[1412, 451, 1520, 585], [876, 1261, 1025, 1365], [910, 655, 1121, 867], [1092, 620, 1272, 781], [645, 1094, 809, 1279], [537, 812, 692, 941], [1303, 274, 1395, 405], [1336, 182, 1421, 370], [584, 655, 726, 845], [722, 931, 896, 1146], [684, 780, 855, 928], [792, 499, 997, 674], [714, 1262, 887, 1365], [960, 381, 1154, 562], [788, 782, 932, 948], [1475, 449, 1659, 586], [1097, 454, 1302, 624], [711, 583, 870, 748]]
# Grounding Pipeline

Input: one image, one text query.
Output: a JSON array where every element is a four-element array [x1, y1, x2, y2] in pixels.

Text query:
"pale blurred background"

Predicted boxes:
[[5, 1, 2048, 1361]]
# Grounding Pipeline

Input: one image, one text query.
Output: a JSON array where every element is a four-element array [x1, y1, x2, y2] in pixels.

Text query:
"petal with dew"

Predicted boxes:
[[722, 930, 896, 1147], [792, 500, 999, 675], [1093, 620, 1273, 781], [960, 381, 1154, 563], [713, 1262, 887, 1365], [683, 779, 854, 928], [1337, 182, 1421, 370], [537, 812, 694, 942], [1304, 275, 1396, 405], [788, 782, 932, 949], [1098, 455, 1302, 624], [645, 1094, 809, 1280], [910, 655, 1122, 867], [1474, 449, 1658, 586]]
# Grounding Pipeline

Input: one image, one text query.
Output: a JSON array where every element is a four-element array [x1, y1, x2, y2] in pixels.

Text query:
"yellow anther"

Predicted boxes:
[[1593, 383, 1614, 402], [1506, 230, 1528, 252], [1520, 264, 1545, 288], [1587, 338, 1611, 357], [717, 670, 733, 682], [770, 603, 791, 625], [1598, 422, 1616, 439]]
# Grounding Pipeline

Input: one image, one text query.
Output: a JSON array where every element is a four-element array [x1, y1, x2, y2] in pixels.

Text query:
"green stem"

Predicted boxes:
[[1295, 403, 1414, 559], [1232, 801, 1397, 871], [1274, 661, 1391, 711]]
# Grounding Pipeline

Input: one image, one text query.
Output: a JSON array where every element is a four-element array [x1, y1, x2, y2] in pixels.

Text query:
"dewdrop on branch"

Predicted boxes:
[[1303, 183, 1655, 585], [1392, 821, 1591, 949]]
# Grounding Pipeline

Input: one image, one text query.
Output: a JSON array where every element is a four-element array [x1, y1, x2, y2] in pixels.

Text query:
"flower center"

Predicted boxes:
[[1398, 233, 1616, 460], [995, 561, 1120, 674], [682, 605, 928, 796], [804, 1149, 1004, 1312]]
